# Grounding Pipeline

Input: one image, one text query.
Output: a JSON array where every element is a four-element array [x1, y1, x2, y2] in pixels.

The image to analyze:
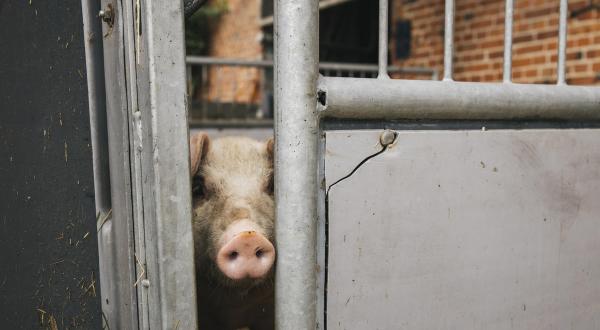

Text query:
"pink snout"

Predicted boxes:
[[216, 228, 275, 281]]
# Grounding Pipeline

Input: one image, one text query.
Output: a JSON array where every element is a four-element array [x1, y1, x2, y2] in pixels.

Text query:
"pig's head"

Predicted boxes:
[[190, 133, 275, 288]]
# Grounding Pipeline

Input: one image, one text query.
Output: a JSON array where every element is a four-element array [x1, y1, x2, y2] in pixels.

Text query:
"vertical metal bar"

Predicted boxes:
[[244, 68, 251, 119], [259, 66, 267, 118], [216, 66, 222, 115], [82, 0, 110, 215], [378, 0, 390, 79], [231, 65, 238, 114], [274, 0, 319, 329], [201, 64, 208, 121], [443, 0, 455, 81], [97, 0, 140, 326], [557, 0, 568, 85], [133, 0, 198, 326], [81, 0, 115, 328], [120, 1, 151, 325], [503, 0, 514, 83]]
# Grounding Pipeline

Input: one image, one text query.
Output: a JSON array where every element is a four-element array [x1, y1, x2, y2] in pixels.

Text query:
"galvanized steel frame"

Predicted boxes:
[[274, 0, 599, 329], [185, 56, 438, 78], [87, 0, 600, 328], [133, 0, 198, 328], [91, 0, 197, 328], [274, 0, 320, 329]]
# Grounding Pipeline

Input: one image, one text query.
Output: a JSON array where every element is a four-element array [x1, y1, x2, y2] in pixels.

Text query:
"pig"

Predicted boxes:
[[189, 133, 275, 330]]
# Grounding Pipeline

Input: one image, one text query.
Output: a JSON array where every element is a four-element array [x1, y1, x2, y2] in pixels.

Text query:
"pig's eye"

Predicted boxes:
[[265, 171, 274, 195], [192, 175, 207, 199]]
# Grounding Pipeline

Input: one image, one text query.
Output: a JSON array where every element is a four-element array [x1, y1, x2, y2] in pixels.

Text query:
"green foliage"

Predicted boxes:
[[185, 0, 228, 56]]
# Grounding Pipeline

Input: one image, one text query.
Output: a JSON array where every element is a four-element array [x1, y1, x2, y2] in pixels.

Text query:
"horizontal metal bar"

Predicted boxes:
[[189, 118, 274, 128], [187, 56, 273, 67], [318, 77, 600, 120], [186, 56, 436, 75]]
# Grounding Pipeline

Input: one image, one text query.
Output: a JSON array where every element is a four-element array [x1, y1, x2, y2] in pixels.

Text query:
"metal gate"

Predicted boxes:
[[273, 0, 600, 329], [87, 0, 600, 328], [88, 0, 197, 328]]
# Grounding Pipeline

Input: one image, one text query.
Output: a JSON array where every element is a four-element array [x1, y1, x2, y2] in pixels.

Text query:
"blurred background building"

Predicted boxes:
[[186, 0, 600, 127]]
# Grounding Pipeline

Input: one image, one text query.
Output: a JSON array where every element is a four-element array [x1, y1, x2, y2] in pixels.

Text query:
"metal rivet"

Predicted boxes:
[[141, 279, 150, 287], [379, 130, 397, 147], [99, 4, 114, 27]]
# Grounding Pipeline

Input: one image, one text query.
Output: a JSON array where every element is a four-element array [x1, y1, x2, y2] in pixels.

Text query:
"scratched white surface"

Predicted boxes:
[[326, 129, 600, 330]]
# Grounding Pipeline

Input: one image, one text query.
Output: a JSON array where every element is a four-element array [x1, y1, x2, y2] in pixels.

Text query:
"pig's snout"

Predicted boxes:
[[216, 220, 275, 281]]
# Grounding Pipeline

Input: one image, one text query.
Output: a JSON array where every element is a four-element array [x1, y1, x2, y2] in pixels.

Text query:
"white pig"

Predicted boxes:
[[190, 133, 275, 330]]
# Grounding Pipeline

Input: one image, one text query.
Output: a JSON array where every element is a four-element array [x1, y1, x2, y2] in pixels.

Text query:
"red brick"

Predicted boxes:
[[382, 0, 600, 85], [472, 20, 494, 29], [577, 37, 592, 47], [525, 69, 538, 77], [515, 44, 545, 55], [537, 30, 558, 40], [513, 58, 532, 67], [532, 56, 547, 64], [574, 64, 589, 72], [481, 39, 505, 48], [542, 68, 556, 76], [524, 7, 557, 19], [514, 34, 534, 43], [568, 77, 597, 85], [488, 50, 504, 59], [466, 63, 490, 72]]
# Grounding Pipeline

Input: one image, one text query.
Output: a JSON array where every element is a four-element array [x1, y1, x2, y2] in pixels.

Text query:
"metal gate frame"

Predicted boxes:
[[82, 0, 600, 328], [83, 0, 197, 327], [273, 0, 600, 329]]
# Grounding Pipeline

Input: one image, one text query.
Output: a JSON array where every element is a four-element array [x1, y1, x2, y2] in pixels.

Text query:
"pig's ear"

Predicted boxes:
[[265, 137, 274, 164], [190, 133, 210, 178]]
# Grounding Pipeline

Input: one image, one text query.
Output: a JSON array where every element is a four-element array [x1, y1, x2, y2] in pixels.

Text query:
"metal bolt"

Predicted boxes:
[[141, 279, 150, 288], [379, 130, 397, 147], [99, 4, 114, 27]]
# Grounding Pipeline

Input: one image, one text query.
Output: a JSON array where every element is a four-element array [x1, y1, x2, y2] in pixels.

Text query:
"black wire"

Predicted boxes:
[[323, 143, 388, 330], [326, 145, 388, 197]]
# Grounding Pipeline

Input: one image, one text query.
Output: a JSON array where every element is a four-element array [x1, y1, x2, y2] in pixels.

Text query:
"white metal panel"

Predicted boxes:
[[325, 129, 600, 330]]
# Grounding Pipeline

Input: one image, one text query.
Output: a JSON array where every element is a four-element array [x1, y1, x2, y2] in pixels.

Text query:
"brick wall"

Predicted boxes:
[[203, 0, 263, 103], [392, 0, 600, 85], [199, 0, 600, 106]]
